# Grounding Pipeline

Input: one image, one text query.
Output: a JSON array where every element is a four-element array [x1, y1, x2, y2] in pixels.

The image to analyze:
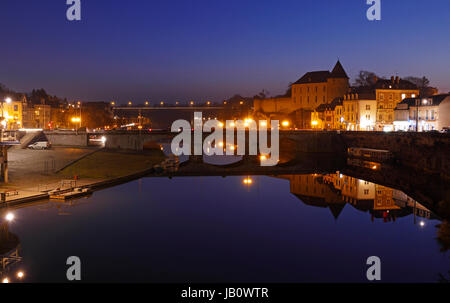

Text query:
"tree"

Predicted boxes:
[[353, 71, 378, 87], [403, 76, 430, 89], [404, 76, 435, 96]]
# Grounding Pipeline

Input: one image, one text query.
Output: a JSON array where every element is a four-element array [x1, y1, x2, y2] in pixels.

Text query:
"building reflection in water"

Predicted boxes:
[[280, 172, 437, 223]]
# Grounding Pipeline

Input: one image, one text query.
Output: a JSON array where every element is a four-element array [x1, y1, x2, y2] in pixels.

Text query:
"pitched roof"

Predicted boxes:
[[397, 94, 450, 108], [330, 60, 349, 79], [315, 97, 343, 112], [294, 71, 331, 84], [374, 78, 418, 90], [293, 61, 349, 84]]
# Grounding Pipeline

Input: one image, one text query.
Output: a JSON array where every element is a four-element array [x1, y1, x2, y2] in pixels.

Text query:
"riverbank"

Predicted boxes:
[[0, 148, 166, 208]]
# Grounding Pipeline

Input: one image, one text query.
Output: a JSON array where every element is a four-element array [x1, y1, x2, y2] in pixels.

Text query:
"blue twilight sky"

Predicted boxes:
[[0, 0, 449, 103]]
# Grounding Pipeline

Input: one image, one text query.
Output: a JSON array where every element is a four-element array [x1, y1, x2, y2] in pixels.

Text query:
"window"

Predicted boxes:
[[379, 93, 384, 101], [401, 93, 406, 100], [315, 96, 318, 103], [14, 105, 19, 111], [366, 114, 370, 120], [364, 189, 369, 195], [366, 105, 370, 110], [323, 86, 326, 92]]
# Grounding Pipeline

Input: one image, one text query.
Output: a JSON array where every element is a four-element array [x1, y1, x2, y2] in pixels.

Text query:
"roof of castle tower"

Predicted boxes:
[[330, 60, 349, 79], [293, 61, 349, 84]]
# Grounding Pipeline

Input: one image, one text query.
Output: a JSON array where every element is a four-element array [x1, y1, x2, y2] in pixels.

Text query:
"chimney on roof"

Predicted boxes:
[[396, 76, 400, 85], [391, 76, 395, 83]]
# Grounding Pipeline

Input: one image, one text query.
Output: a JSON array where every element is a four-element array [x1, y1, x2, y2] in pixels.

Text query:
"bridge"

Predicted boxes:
[[113, 106, 225, 129]]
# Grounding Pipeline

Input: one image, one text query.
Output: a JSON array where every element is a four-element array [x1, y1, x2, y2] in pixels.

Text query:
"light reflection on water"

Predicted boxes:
[[1, 156, 449, 283]]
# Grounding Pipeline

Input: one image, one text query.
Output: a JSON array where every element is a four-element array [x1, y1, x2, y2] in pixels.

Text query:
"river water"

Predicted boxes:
[[1, 169, 449, 283]]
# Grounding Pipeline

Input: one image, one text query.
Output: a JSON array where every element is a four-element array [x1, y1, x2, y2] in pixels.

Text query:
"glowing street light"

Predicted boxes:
[[5, 212, 14, 222], [17, 271, 24, 279], [5, 97, 12, 104], [2, 278, 9, 283]]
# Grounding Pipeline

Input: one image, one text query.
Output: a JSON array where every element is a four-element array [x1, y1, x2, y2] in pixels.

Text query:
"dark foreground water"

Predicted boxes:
[[1, 173, 449, 283]]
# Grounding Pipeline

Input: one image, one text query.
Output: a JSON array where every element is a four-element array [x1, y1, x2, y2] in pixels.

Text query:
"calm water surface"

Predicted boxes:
[[1, 172, 449, 283]]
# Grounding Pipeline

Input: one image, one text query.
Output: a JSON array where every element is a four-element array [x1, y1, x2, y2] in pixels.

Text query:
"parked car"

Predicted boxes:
[[28, 141, 51, 150]]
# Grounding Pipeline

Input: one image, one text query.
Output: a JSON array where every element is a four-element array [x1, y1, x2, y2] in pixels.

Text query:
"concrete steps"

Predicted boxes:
[[13, 131, 43, 149]]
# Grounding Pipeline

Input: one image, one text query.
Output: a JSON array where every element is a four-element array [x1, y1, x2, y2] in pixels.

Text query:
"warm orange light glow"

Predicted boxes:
[[71, 117, 81, 123], [282, 120, 290, 127], [243, 178, 253, 184], [311, 120, 318, 126]]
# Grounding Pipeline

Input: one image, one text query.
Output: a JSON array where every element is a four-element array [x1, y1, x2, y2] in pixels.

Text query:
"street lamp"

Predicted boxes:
[[71, 117, 81, 133]]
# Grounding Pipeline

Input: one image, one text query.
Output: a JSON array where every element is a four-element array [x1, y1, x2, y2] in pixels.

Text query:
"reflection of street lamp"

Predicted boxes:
[[5, 212, 14, 222]]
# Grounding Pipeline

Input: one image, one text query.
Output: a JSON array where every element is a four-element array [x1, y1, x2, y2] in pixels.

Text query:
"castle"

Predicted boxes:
[[253, 61, 350, 128]]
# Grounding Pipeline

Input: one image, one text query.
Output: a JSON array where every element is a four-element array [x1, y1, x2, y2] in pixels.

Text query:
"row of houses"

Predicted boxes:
[[0, 96, 52, 130], [253, 61, 449, 131]]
